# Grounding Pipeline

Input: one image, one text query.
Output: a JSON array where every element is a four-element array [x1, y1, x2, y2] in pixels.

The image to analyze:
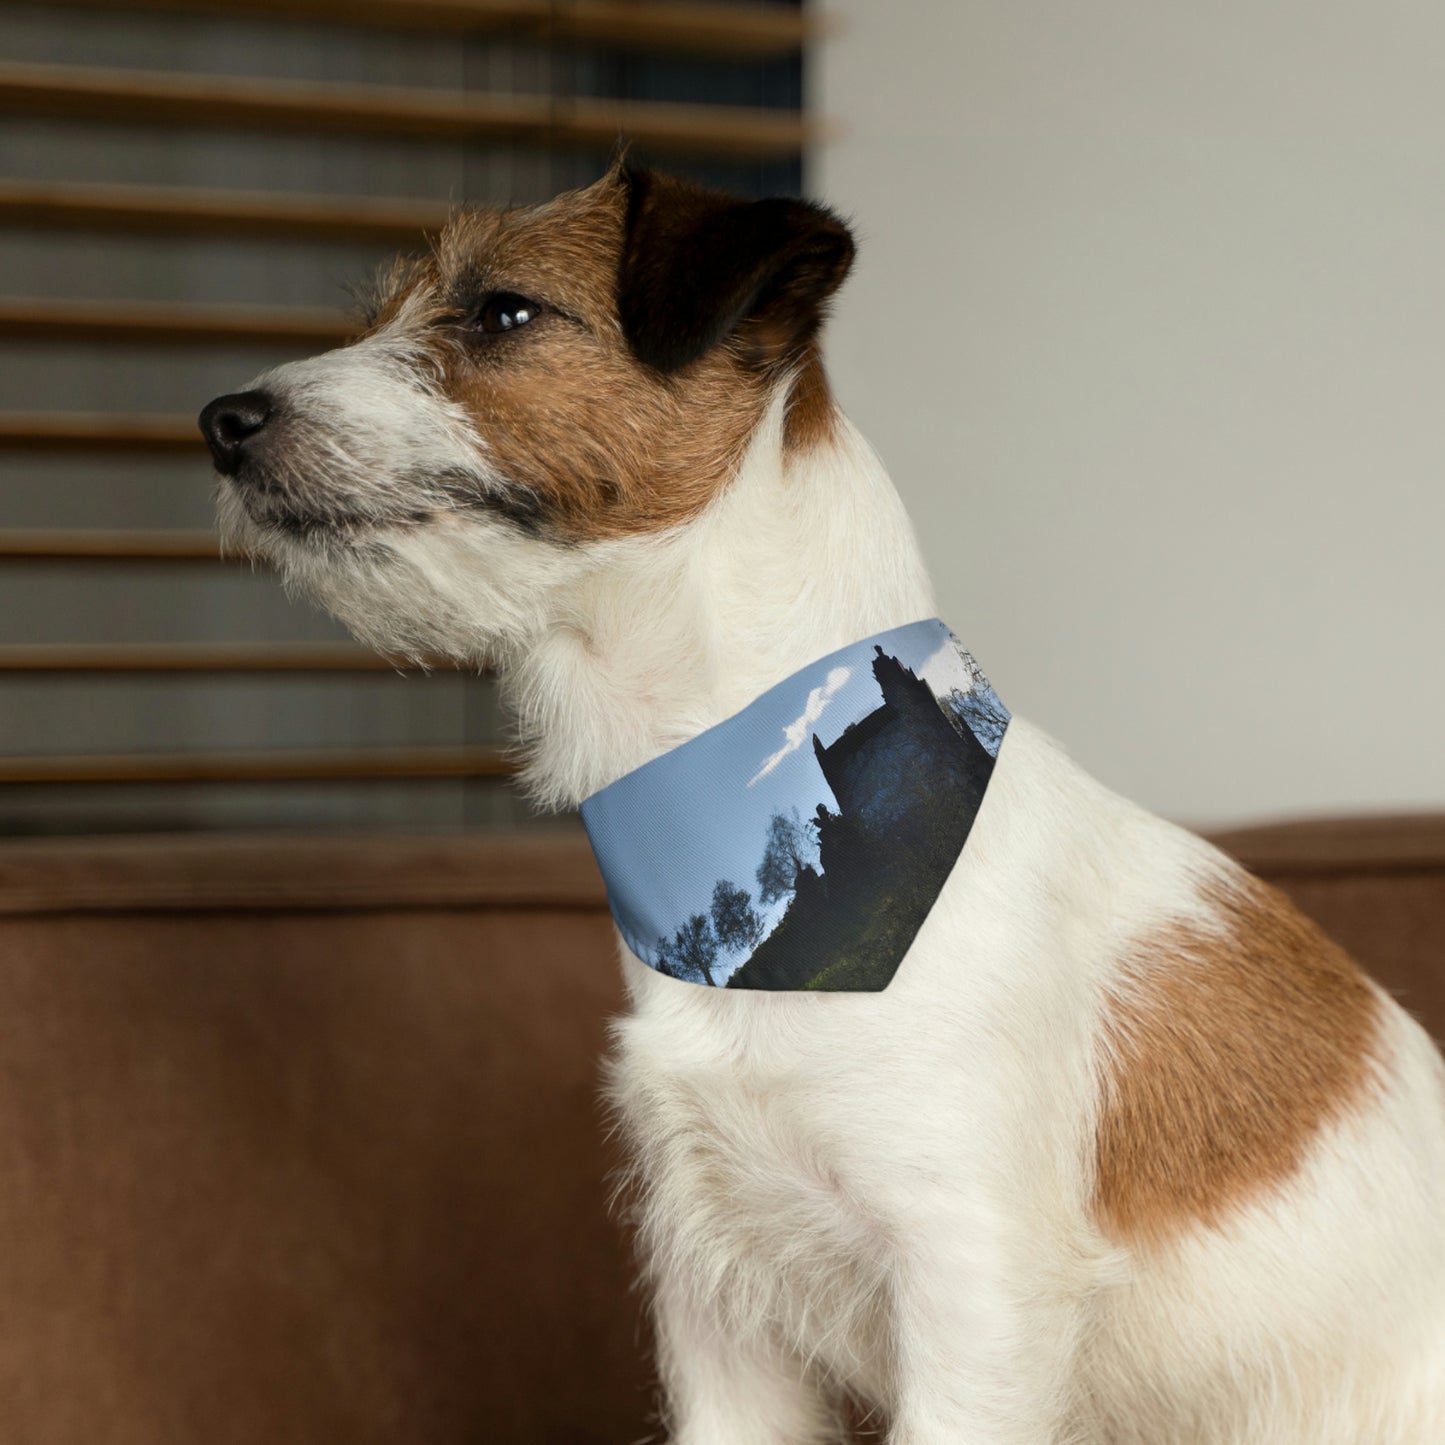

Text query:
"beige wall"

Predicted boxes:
[[813, 1, 1444, 826]]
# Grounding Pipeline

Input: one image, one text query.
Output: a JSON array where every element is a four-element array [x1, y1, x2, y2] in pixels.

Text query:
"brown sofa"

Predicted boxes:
[[0, 818, 1439, 1443]]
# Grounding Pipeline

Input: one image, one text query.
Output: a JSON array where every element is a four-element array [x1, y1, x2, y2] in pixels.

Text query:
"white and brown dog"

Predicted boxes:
[[201, 166, 1445, 1443]]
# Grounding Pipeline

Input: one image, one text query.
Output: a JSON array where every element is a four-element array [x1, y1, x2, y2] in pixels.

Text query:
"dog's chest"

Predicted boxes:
[[611, 1008, 894, 1388]]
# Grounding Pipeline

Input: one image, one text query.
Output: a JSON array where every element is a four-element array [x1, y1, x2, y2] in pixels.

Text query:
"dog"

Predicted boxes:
[[200, 163, 1445, 1443]]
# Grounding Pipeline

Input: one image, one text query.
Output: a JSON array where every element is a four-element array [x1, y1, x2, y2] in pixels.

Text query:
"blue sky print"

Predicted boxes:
[[580, 620, 1009, 992]]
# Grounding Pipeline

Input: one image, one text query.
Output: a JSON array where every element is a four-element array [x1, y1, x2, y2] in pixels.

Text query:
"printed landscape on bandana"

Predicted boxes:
[[580, 619, 1009, 992]]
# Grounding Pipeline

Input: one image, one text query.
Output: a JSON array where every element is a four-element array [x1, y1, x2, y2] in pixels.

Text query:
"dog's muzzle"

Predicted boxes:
[[199, 390, 274, 476]]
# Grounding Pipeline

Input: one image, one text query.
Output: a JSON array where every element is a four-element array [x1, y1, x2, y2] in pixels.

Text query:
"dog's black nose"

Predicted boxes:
[[199, 390, 273, 475]]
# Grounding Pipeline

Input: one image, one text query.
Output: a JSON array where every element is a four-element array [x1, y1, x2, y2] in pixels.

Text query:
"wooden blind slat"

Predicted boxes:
[[0, 746, 514, 784], [20, 0, 815, 58], [0, 180, 449, 245], [0, 62, 818, 161], [0, 643, 421, 672], [0, 412, 201, 452], [0, 298, 353, 348], [0, 530, 228, 561], [0, 14, 808, 820], [563, 0, 815, 57]]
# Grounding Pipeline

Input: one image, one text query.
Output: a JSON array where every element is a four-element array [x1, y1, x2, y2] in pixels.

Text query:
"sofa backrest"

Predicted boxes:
[[0, 818, 1439, 1443], [0, 832, 648, 1445]]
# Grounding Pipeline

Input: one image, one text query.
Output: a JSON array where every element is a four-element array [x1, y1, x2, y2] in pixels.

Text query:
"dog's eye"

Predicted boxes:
[[473, 292, 542, 335]]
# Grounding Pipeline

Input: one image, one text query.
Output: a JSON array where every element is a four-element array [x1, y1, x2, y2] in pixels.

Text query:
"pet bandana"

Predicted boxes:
[[579, 619, 1008, 991]]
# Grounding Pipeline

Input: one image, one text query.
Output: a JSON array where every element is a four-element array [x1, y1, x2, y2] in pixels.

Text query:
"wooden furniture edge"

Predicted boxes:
[[0, 828, 606, 914], [0, 816, 1440, 918], [1205, 813, 1445, 875]]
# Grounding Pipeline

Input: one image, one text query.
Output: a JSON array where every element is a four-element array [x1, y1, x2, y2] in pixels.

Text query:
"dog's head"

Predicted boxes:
[[199, 166, 854, 663]]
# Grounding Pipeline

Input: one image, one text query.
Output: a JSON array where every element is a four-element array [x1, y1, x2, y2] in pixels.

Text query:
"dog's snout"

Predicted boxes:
[[199, 390, 273, 475]]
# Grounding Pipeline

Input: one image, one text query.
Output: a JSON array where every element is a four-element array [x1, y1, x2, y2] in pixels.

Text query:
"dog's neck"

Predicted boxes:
[[506, 391, 938, 809]]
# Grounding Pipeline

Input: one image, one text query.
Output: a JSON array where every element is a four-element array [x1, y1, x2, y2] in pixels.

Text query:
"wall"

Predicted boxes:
[[812, 1, 1445, 826]]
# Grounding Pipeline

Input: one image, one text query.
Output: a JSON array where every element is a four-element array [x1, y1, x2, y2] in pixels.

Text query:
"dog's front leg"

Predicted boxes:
[[654, 1275, 841, 1445], [885, 1224, 1086, 1445]]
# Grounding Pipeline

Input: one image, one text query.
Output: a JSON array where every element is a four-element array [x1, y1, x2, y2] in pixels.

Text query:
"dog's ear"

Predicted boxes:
[[618, 167, 855, 375]]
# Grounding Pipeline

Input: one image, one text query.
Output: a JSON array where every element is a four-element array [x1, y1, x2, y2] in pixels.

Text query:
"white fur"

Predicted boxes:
[[221, 352, 1445, 1443]]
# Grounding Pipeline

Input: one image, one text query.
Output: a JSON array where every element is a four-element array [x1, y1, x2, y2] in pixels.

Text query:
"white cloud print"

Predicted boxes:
[[747, 666, 852, 787]]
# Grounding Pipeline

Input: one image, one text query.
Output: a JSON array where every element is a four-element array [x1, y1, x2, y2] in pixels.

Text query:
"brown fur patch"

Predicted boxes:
[[1094, 872, 1382, 1247], [364, 171, 844, 541], [783, 341, 840, 453], [618, 168, 853, 379]]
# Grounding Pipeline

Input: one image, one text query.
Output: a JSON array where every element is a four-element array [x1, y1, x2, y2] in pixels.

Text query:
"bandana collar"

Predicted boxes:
[[579, 620, 1009, 991]]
